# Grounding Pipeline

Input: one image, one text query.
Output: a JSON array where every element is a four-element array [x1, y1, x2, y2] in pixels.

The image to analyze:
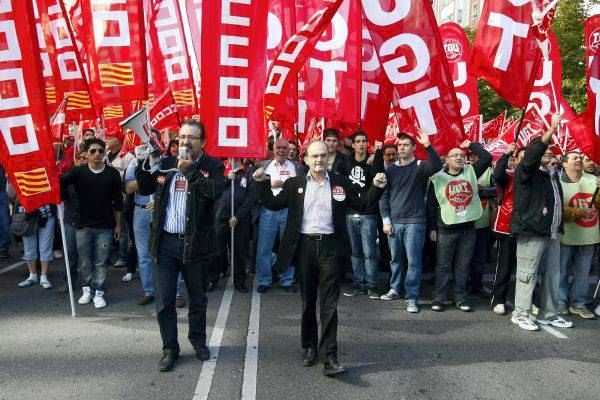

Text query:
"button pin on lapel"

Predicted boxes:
[[298, 188, 303, 194]]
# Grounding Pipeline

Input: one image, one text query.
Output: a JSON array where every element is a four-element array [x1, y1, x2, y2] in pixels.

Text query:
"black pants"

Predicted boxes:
[[469, 228, 490, 293], [124, 202, 137, 275], [155, 233, 208, 352], [212, 220, 249, 285], [297, 235, 340, 363], [491, 234, 517, 307]]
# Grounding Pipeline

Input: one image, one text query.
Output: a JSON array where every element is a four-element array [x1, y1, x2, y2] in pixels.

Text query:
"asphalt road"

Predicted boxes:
[[1, 243, 599, 400]]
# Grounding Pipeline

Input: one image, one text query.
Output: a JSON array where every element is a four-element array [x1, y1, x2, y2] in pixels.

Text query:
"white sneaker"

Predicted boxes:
[[537, 316, 573, 329], [406, 300, 419, 313], [18, 276, 39, 288], [493, 304, 506, 315], [511, 315, 539, 331], [78, 287, 93, 304], [53, 250, 63, 259], [114, 260, 127, 268], [122, 273, 133, 282], [40, 280, 53, 289], [531, 304, 539, 316], [93, 291, 107, 309], [595, 304, 600, 317], [380, 289, 400, 301]]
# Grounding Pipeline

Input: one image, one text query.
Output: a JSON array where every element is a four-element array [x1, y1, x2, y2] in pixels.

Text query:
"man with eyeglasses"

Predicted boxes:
[[427, 139, 492, 312], [60, 138, 123, 309], [135, 120, 224, 372]]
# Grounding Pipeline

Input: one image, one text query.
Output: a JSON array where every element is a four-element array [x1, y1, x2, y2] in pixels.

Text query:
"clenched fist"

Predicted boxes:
[[253, 167, 268, 182], [373, 173, 387, 188]]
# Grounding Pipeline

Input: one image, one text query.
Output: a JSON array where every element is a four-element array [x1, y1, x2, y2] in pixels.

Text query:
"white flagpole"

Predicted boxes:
[[57, 202, 76, 317], [230, 159, 235, 286]]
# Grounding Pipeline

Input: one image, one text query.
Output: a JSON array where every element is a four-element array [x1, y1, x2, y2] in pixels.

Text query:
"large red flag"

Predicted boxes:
[[464, 115, 482, 143], [470, 0, 541, 108], [361, 0, 464, 157], [200, 0, 268, 158], [150, 89, 181, 132], [440, 22, 480, 119], [79, 0, 148, 114], [0, 0, 61, 211], [264, 0, 344, 123], [482, 111, 506, 140], [585, 14, 600, 68]]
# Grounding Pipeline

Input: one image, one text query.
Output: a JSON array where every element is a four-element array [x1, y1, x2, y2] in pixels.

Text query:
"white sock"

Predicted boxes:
[[29, 273, 38, 281], [40, 275, 49, 283]]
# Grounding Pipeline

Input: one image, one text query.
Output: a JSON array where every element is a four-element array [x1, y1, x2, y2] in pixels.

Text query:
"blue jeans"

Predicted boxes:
[[559, 244, 594, 308], [23, 217, 55, 262], [255, 207, 295, 287], [134, 206, 154, 297], [387, 223, 426, 300], [116, 212, 128, 263], [0, 191, 10, 251], [76, 227, 112, 292], [63, 222, 78, 282], [346, 215, 378, 289]]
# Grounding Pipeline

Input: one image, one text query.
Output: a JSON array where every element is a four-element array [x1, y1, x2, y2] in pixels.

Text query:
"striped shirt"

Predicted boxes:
[[163, 172, 188, 234]]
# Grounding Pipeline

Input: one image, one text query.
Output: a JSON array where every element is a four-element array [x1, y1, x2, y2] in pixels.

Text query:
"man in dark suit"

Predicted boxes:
[[253, 141, 387, 377]]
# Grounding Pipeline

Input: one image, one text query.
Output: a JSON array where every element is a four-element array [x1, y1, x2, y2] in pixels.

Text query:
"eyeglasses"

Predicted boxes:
[[308, 153, 328, 159], [179, 135, 202, 141], [89, 148, 105, 155], [448, 154, 466, 159]]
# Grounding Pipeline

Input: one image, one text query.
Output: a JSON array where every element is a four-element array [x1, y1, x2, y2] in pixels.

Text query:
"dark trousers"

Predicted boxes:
[[491, 234, 517, 307], [297, 235, 340, 362], [212, 220, 249, 285], [155, 233, 208, 352], [469, 228, 490, 292], [124, 204, 138, 275], [433, 229, 476, 303]]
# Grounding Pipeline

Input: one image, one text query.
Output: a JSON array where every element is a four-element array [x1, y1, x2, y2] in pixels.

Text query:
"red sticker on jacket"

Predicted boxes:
[[445, 179, 473, 214], [569, 192, 598, 227]]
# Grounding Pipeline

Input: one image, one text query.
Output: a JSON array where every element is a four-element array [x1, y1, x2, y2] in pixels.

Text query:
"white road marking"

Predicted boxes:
[[540, 325, 568, 339], [0, 260, 26, 275], [192, 276, 234, 400], [241, 279, 260, 400]]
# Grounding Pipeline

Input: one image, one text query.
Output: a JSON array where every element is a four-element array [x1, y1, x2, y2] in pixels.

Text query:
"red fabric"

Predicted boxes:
[[150, 89, 181, 132], [50, 97, 69, 142], [200, 0, 268, 158], [148, 0, 197, 120], [184, 0, 202, 76], [79, 0, 148, 113], [362, 0, 464, 158], [264, 0, 344, 123], [0, 1, 61, 211], [440, 22, 480, 119], [463, 115, 482, 143], [585, 14, 600, 68], [492, 171, 515, 235], [299, 117, 323, 159], [482, 111, 506, 139], [470, 0, 541, 108]]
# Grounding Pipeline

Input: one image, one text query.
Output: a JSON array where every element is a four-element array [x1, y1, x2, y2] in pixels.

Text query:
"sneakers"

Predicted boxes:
[[175, 295, 185, 308], [456, 301, 472, 312], [537, 316, 573, 329], [343, 287, 367, 297], [557, 304, 569, 316], [18, 276, 39, 288], [78, 287, 93, 304], [380, 289, 400, 301], [595, 304, 600, 317], [93, 291, 107, 309], [493, 304, 506, 315], [367, 289, 381, 300], [40, 279, 53, 290], [53, 250, 63, 259], [531, 304, 539, 316], [406, 299, 419, 313], [568, 306, 595, 320], [113, 260, 127, 268], [431, 302, 443, 312], [122, 273, 134, 282], [511, 315, 539, 331]]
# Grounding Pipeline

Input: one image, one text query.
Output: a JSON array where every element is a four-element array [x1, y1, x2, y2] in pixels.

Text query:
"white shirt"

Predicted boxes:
[[301, 173, 334, 234], [265, 159, 296, 196]]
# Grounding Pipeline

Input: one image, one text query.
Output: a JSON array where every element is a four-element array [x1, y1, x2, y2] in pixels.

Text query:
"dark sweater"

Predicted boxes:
[[61, 165, 123, 229], [340, 150, 384, 215], [379, 146, 443, 224]]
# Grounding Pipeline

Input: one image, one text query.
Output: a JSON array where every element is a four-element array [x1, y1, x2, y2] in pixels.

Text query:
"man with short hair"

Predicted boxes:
[[510, 113, 573, 331], [342, 131, 384, 299], [61, 138, 123, 309], [288, 141, 299, 162], [323, 128, 345, 174], [382, 144, 397, 168], [428, 140, 492, 312], [558, 151, 599, 319], [583, 155, 598, 175], [254, 138, 304, 294], [136, 120, 224, 371], [253, 141, 387, 376], [379, 130, 443, 312]]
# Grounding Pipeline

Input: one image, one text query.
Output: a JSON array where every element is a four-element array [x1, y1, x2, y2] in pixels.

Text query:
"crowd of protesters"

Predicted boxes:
[[2, 111, 599, 334]]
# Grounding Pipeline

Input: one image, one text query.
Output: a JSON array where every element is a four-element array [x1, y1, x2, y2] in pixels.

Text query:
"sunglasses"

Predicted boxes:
[[89, 148, 105, 155]]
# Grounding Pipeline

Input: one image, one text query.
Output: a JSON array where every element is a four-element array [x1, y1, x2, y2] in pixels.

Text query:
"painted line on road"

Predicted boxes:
[[192, 276, 234, 400], [241, 279, 260, 400], [0, 260, 26, 275], [540, 325, 568, 339]]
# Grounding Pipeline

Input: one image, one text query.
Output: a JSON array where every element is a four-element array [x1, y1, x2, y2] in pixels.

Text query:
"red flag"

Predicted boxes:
[[463, 115, 482, 143], [264, 0, 344, 123], [361, 0, 464, 158], [299, 117, 323, 159], [470, 0, 541, 108], [502, 116, 514, 134], [79, 0, 148, 112], [531, 0, 558, 59], [200, 0, 268, 158], [528, 32, 563, 119], [50, 97, 69, 142], [121, 130, 141, 155], [440, 22, 480, 119], [150, 89, 181, 132], [482, 111, 506, 139], [585, 14, 600, 68], [0, 1, 61, 211], [184, 0, 202, 74]]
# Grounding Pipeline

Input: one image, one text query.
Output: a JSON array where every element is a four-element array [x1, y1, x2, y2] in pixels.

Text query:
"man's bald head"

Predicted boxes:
[[305, 141, 328, 174], [306, 140, 327, 156]]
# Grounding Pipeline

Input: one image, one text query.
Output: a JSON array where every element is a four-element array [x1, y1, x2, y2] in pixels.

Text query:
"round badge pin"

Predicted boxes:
[[298, 188, 303, 194]]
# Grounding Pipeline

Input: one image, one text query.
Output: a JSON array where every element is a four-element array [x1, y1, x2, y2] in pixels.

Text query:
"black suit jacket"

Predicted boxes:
[[256, 172, 384, 274]]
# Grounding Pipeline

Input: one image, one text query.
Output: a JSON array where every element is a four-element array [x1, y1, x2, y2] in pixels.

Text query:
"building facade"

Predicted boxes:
[[432, 0, 484, 29]]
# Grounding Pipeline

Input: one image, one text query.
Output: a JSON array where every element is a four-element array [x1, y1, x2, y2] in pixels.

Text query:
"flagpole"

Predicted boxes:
[[513, 108, 527, 144], [229, 158, 235, 287], [57, 202, 77, 317]]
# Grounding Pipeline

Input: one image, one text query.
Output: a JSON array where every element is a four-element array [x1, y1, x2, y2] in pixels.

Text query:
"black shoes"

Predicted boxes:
[[158, 350, 179, 372], [207, 281, 217, 292], [235, 283, 248, 293], [195, 346, 211, 361], [281, 285, 297, 293], [257, 285, 269, 294], [0, 249, 8, 258], [302, 348, 318, 367], [323, 357, 347, 377]]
